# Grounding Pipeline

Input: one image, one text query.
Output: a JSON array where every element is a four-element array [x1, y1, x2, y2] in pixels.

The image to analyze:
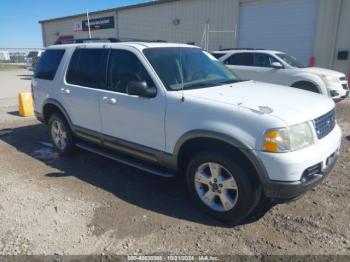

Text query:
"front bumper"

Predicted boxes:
[[255, 124, 342, 200], [329, 82, 349, 102], [333, 90, 349, 102], [263, 149, 339, 200]]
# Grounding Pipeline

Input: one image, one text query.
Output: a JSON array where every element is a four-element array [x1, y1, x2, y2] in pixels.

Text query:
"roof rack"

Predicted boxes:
[[219, 48, 266, 51], [118, 38, 168, 43], [54, 37, 168, 45]]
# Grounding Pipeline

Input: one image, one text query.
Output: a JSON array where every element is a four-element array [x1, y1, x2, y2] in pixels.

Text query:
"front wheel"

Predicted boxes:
[[186, 151, 261, 224]]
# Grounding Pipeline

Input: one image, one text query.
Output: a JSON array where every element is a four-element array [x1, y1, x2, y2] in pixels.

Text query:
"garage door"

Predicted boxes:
[[238, 0, 318, 65]]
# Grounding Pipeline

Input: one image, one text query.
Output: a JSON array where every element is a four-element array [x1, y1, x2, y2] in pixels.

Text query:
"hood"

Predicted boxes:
[[185, 81, 335, 126], [300, 67, 345, 78]]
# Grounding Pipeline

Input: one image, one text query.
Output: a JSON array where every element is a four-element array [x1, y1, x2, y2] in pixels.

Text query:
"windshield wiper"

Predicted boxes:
[[183, 79, 242, 90], [210, 79, 241, 86], [183, 82, 215, 89]]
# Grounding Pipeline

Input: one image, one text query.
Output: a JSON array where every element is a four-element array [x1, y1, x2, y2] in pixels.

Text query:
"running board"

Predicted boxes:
[[75, 142, 176, 178]]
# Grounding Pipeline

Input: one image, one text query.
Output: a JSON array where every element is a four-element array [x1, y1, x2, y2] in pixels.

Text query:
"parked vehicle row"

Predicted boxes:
[[212, 49, 349, 102], [32, 42, 341, 223]]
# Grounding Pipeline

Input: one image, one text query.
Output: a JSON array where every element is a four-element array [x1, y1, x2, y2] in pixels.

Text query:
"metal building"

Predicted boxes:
[[39, 0, 350, 75]]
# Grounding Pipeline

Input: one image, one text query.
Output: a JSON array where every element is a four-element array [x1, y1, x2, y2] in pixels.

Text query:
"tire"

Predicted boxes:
[[48, 113, 74, 155], [186, 151, 261, 224], [291, 81, 320, 93]]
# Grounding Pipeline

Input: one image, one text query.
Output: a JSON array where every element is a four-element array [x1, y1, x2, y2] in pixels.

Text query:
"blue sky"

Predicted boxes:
[[0, 0, 150, 48]]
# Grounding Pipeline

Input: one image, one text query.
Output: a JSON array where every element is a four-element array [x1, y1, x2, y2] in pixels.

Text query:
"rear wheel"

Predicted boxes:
[[186, 151, 261, 224], [291, 81, 319, 93], [48, 113, 74, 155]]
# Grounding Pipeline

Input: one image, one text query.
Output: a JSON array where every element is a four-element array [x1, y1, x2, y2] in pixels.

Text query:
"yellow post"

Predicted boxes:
[[18, 92, 34, 117]]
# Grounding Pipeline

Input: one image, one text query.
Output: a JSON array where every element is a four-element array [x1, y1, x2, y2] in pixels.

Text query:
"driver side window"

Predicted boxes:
[[253, 53, 279, 68], [107, 50, 154, 94]]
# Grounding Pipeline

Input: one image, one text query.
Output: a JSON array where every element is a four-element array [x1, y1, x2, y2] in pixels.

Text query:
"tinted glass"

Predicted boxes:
[[253, 53, 279, 67], [66, 49, 109, 89], [66, 50, 80, 84], [107, 49, 154, 93], [226, 53, 253, 66], [34, 49, 65, 80], [144, 47, 240, 91], [27, 51, 39, 58], [211, 53, 227, 59], [276, 53, 306, 68]]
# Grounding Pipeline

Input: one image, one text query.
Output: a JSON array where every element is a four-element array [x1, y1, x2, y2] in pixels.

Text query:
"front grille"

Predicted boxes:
[[340, 77, 346, 81], [314, 108, 336, 140], [342, 84, 349, 90]]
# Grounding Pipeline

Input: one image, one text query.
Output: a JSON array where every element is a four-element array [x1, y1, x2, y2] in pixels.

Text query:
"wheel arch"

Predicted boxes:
[[42, 99, 72, 128], [290, 74, 327, 94], [173, 130, 269, 186]]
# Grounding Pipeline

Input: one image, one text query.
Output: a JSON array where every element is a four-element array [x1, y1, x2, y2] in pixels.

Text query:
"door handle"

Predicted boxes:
[[102, 96, 117, 105], [108, 98, 117, 105], [60, 88, 71, 95]]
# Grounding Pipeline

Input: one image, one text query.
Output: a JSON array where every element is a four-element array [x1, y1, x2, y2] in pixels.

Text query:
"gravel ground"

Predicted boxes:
[[0, 71, 349, 256]]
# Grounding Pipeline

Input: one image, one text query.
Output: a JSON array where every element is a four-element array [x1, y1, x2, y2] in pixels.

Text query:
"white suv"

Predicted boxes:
[[32, 43, 341, 223], [212, 49, 349, 102]]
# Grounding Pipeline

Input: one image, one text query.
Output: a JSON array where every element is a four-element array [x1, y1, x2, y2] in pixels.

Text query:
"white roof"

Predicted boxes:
[[212, 49, 283, 55]]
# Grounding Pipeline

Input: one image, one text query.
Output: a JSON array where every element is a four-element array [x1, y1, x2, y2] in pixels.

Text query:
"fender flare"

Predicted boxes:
[[172, 130, 270, 185], [42, 98, 73, 129], [290, 74, 327, 95]]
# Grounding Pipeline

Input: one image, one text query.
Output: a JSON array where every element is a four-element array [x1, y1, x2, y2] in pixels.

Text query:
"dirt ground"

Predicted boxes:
[[0, 71, 349, 256]]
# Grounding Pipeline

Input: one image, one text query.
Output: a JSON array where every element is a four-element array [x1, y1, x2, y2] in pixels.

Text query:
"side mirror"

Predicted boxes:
[[271, 62, 284, 69], [126, 81, 156, 98]]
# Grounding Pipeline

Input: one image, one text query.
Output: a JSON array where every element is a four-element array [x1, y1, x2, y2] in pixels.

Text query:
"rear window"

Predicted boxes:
[[34, 49, 65, 80], [66, 49, 108, 89], [211, 53, 227, 59]]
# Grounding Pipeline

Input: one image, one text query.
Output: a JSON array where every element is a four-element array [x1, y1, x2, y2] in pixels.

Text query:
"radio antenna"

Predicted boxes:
[[179, 47, 185, 102], [86, 10, 92, 39]]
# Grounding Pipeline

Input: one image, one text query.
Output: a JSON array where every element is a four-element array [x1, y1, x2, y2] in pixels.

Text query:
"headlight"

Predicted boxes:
[[320, 74, 339, 85], [263, 122, 314, 153]]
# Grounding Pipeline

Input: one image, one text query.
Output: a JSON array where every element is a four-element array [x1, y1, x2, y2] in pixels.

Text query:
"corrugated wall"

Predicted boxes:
[[41, 0, 238, 50], [42, 11, 117, 46], [313, 0, 350, 74], [332, 0, 350, 76], [117, 0, 238, 50], [41, 0, 350, 74]]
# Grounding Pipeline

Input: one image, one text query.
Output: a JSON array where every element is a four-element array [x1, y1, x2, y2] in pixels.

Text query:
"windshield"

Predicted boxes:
[[143, 47, 240, 91], [276, 53, 306, 68]]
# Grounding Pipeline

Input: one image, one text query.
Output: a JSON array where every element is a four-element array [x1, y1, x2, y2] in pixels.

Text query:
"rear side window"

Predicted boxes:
[[34, 49, 65, 80], [253, 53, 279, 67], [225, 53, 253, 66], [66, 49, 109, 89]]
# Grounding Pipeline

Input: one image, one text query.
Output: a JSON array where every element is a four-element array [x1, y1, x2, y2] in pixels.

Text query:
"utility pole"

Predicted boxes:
[[87, 10, 92, 39]]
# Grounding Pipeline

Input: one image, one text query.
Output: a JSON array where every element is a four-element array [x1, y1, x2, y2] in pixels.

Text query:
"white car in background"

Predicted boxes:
[[26, 50, 44, 71], [212, 49, 349, 102]]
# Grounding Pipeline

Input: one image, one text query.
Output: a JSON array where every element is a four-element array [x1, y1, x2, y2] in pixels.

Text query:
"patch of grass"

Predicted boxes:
[[0, 64, 26, 71]]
